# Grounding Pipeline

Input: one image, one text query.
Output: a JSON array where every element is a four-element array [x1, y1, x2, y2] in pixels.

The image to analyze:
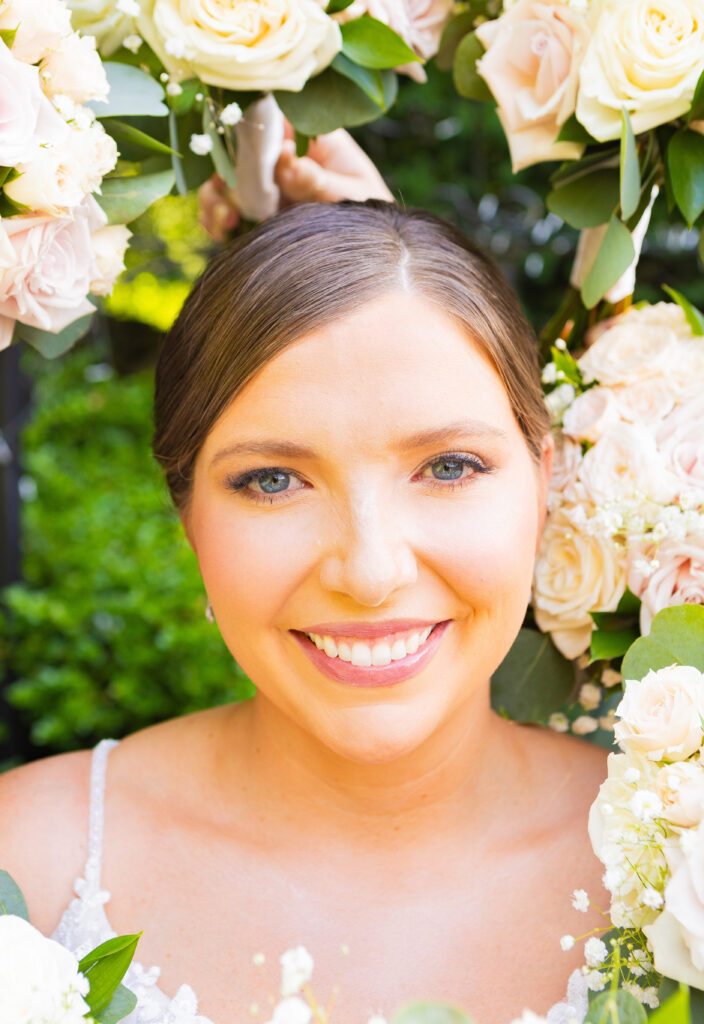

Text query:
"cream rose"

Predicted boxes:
[[475, 0, 591, 172], [614, 378, 676, 429], [656, 394, 704, 495], [578, 304, 681, 387], [577, 421, 678, 508], [576, 0, 704, 141], [40, 32, 109, 105], [533, 504, 626, 658], [136, 0, 342, 92], [562, 386, 621, 443], [0, 0, 73, 64], [629, 533, 704, 634], [0, 38, 68, 168], [658, 761, 704, 827], [0, 195, 104, 334], [337, 0, 453, 81], [666, 340, 704, 402], [615, 665, 704, 761], [64, 0, 138, 56], [90, 224, 131, 296]]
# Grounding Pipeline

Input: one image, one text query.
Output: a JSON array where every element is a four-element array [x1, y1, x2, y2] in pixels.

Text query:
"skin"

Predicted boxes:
[[0, 292, 608, 1024]]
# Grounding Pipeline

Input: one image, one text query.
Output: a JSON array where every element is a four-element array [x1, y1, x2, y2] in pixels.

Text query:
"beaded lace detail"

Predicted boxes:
[[50, 738, 587, 1024]]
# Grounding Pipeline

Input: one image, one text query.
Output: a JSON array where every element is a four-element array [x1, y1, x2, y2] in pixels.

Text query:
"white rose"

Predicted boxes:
[[136, 0, 342, 92], [576, 0, 704, 141], [337, 0, 453, 81], [578, 305, 681, 387], [614, 379, 676, 429], [0, 0, 73, 64], [0, 38, 68, 167], [63, 0, 136, 56], [629, 532, 704, 634], [577, 421, 678, 508], [657, 761, 704, 827], [533, 504, 626, 658], [548, 432, 582, 506], [475, 0, 591, 172], [644, 822, 704, 986], [40, 33, 109, 104], [280, 945, 314, 997], [0, 914, 91, 1024], [665, 340, 704, 402], [615, 665, 704, 762], [68, 119, 119, 194], [656, 394, 704, 495], [562, 386, 621, 443], [90, 224, 131, 296]]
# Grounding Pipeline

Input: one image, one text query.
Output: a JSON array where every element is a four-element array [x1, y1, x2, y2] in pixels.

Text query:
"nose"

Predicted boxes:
[[318, 489, 418, 606]]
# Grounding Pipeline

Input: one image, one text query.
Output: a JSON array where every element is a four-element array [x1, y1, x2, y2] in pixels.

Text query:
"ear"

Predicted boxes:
[[535, 432, 554, 550]]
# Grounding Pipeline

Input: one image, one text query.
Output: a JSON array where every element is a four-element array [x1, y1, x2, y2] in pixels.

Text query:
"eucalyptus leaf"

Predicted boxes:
[[550, 147, 620, 187], [580, 216, 635, 309], [452, 33, 492, 102], [275, 67, 397, 135], [689, 66, 704, 123], [15, 315, 94, 359], [332, 52, 386, 107], [103, 119, 176, 158], [546, 169, 620, 229], [392, 1002, 474, 1024], [556, 114, 595, 145], [89, 62, 168, 118], [590, 627, 639, 663], [435, 10, 476, 72], [620, 108, 640, 220], [491, 628, 574, 723], [0, 870, 29, 920], [341, 15, 419, 69], [326, 0, 355, 11], [662, 284, 704, 336], [649, 984, 691, 1024], [80, 934, 141, 1015], [96, 168, 176, 224], [667, 129, 704, 227], [93, 984, 138, 1024], [621, 605, 704, 680], [294, 131, 310, 157], [585, 989, 647, 1024]]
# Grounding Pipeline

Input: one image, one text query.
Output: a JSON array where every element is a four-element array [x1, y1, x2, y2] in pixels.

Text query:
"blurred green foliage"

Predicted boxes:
[[0, 342, 254, 756]]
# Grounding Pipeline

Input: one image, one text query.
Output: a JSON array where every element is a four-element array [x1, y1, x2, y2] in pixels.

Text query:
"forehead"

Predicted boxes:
[[204, 292, 519, 451]]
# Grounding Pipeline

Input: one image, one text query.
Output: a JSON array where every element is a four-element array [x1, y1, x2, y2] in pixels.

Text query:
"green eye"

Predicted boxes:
[[431, 458, 465, 480], [257, 471, 291, 493]]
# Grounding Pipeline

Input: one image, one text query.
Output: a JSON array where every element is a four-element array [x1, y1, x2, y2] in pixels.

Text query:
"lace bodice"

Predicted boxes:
[[51, 739, 589, 1024]]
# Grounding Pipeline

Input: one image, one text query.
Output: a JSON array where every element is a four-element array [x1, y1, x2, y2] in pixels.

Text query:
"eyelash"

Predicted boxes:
[[224, 452, 493, 506]]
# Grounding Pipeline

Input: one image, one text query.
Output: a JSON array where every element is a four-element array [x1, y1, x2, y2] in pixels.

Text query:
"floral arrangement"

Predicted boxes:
[[0, 868, 139, 1023]]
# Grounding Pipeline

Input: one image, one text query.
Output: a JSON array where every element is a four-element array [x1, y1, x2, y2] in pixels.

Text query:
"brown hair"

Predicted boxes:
[[153, 200, 550, 512]]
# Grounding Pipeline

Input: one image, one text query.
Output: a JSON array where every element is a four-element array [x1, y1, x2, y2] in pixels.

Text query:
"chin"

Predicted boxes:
[[315, 702, 449, 766]]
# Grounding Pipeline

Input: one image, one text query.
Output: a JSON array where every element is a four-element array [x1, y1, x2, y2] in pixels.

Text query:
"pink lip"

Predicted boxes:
[[291, 620, 451, 687], [298, 618, 438, 639]]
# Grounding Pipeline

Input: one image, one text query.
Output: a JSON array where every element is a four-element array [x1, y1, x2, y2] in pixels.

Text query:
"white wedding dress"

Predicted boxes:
[[51, 740, 590, 1024]]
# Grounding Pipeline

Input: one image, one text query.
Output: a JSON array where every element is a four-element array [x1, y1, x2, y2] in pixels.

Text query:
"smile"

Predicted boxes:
[[291, 620, 451, 687]]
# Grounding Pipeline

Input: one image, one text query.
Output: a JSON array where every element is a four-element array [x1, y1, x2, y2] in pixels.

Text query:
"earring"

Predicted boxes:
[[205, 601, 215, 623]]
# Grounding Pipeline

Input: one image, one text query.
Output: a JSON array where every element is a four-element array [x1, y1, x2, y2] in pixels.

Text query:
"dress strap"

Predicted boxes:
[[83, 738, 120, 895]]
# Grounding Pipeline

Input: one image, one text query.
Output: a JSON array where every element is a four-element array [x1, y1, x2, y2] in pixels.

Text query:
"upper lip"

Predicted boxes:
[[296, 619, 443, 639]]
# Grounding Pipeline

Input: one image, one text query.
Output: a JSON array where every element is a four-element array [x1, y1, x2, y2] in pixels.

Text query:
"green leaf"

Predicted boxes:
[[550, 146, 620, 187], [617, 588, 642, 616], [341, 15, 420, 69], [94, 984, 138, 1024], [391, 1002, 474, 1024], [15, 314, 94, 359], [621, 605, 704, 681], [80, 934, 141, 1015], [491, 628, 574, 723], [585, 989, 647, 1024], [688, 66, 704, 122], [580, 216, 635, 309], [97, 168, 175, 224], [275, 66, 397, 136], [167, 78, 202, 117], [620, 108, 640, 220], [662, 284, 704, 336], [435, 10, 477, 72], [0, 27, 17, 48], [332, 53, 386, 107], [0, 870, 29, 920], [294, 131, 310, 157], [590, 627, 639, 662], [550, 345, 583, 387], [546, 169, 620, 229], [89, 62, 168, 119], [452, 33, 492, 102], [650, 985, 691, 1024], [202, 106, 237, 189], [667, 129, 704, 227], [326, 0, 355, 11], [0, 165, 20, 189], [103, 119, 176, 158], [0, 192, 30, 217], [556, 114, 595, 145]]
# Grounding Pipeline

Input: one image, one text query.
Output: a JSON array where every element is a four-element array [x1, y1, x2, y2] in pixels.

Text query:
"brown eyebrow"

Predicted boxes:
[[210, 419, 508, 468]]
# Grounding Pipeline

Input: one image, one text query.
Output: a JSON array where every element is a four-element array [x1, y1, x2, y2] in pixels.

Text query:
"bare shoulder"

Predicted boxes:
[[0, 750, 92, 933]]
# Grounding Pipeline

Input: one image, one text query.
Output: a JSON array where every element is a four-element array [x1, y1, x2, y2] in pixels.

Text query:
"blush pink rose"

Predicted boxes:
[[629, 533, 704, 634], [656, 394, 704, 496], [475, 0, 591, 171], [0, 196, 105, 335], [0, 38, 67, 167], [562, 386, 621, 443]]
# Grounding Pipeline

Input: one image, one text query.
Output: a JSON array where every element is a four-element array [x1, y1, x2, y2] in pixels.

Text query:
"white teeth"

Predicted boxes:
[[390, 639, 407, 661], [371, 642, 392, 666], [313, 634, 325, 650], [420, 626, 433, 642], [406, 632, 420, 655], [322, 636, 337, 658], [351, 642, 372, 667], [337, 641, 352, 662]]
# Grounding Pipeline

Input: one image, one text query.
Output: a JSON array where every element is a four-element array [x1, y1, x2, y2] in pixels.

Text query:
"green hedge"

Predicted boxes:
[[0, 339, 254, 756]]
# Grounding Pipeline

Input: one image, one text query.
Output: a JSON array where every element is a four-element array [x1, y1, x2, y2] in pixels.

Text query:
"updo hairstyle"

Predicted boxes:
[[153, 200, 550, 512]]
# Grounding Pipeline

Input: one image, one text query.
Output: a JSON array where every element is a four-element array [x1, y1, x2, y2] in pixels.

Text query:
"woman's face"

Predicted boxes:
[[186, 292, 552, 763]]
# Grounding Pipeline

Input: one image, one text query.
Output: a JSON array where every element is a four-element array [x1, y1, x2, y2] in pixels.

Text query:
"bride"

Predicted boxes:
[[0, 153, 608, 1024]]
